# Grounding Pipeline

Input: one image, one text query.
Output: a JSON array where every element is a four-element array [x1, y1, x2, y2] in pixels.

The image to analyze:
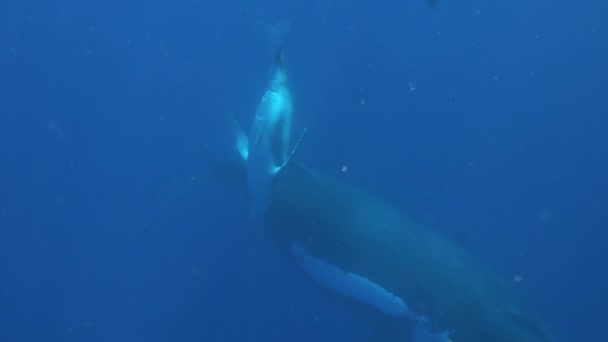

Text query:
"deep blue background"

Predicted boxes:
[[1, 0, 606, 341]]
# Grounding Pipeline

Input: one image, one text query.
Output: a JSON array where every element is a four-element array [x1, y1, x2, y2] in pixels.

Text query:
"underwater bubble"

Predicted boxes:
[[408, 81, 417, 92], [538, 208, 553, 223]]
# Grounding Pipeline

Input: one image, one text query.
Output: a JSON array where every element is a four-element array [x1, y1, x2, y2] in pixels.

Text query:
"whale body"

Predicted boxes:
[[256, 161, 552, 342], [222, 20, 551, 341], [235, 22, 293, 217]]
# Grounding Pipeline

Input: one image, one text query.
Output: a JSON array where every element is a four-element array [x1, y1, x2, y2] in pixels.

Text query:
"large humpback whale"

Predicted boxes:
[[224, 22, 552, 342], [265, 162, 553, 341]]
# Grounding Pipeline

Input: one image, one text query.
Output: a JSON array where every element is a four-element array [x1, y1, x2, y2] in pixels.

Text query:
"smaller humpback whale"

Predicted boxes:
[[233, 19, 295, 217]]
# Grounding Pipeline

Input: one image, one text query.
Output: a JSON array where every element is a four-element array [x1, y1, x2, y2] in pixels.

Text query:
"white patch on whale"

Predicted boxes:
[[291, 242, 410, 317], [291, 242, 452, 341]]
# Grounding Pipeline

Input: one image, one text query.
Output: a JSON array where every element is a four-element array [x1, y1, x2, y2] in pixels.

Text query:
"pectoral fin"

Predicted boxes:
[[228, 112, 249, 161]]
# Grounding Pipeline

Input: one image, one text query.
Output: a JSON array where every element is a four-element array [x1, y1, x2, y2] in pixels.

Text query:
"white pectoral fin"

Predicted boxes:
[[228, 112, 249, 161], [291, 241, 410, 318], [236, 132, 249, 161]]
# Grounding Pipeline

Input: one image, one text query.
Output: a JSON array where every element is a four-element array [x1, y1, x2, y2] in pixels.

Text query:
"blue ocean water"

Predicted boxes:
[[1, 0, 606, 341]]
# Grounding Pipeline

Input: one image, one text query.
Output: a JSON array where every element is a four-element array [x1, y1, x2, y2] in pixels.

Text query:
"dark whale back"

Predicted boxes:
[[267, 162, 553, 342]]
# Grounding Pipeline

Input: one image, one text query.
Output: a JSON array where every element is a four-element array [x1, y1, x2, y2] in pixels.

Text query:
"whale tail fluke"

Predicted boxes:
[[256, 18, 292, 72], [258, 18, 292, 55]]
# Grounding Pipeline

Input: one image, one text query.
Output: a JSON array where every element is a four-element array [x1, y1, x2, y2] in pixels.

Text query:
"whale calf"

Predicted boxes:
[[234, 19, 294, 217]]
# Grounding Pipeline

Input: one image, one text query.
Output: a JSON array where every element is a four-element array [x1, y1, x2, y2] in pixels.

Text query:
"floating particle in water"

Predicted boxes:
[[408, 81, 417, 92], [513, 275, 523, 283], [538, 208, 553, 223], [341, 165, 348, 172], [48, 120, 66, 141]]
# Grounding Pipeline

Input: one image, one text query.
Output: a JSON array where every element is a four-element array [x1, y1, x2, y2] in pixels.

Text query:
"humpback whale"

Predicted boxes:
[[264, 162, 553, 341], [221, 21, 552, 342], [234, 19, 294, 217]]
